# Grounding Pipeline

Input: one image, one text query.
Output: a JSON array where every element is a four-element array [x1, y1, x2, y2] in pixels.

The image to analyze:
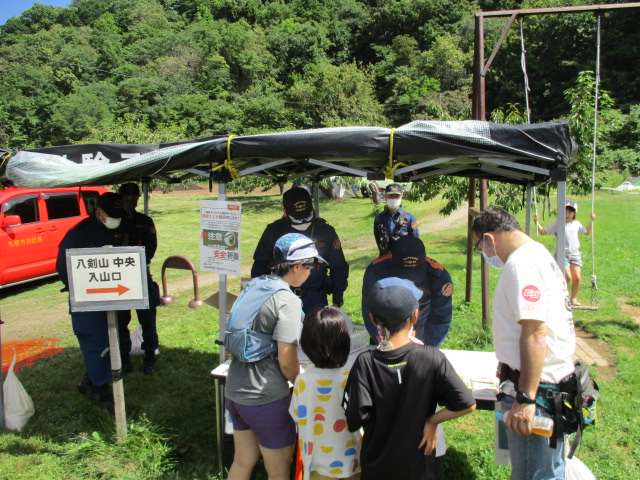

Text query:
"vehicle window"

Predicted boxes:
[[44, 193, 80, 220], [3, 195, 39, 224], [81, 191, 100, 214]]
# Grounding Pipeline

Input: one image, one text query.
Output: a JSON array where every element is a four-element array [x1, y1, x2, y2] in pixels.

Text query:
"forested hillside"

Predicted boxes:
[[1, 0, 639, 190]]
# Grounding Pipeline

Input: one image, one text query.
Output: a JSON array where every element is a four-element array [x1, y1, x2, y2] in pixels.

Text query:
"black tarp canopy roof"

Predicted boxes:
[[0, 120, 576, 188]]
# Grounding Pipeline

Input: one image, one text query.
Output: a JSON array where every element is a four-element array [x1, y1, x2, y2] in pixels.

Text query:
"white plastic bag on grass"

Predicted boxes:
[[129, 325, 160, 356], [3, 353, 35, 431], [566, 455, 596, 480]]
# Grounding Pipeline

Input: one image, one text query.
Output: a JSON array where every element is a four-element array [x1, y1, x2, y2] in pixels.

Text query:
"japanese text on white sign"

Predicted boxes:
[[67, 247, 148, 312], [200, 201, 242, 276]]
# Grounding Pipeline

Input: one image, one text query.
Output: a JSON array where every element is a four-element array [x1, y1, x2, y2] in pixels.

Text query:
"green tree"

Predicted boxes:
[[287, 61, 384, 128], [8, 4, 65, 33], [90, 13, 124, 74], [80, 113, 185, 144], [265, 18, 330, 85], [49, 83, 116, 143], [603, 105, 640, 176], [371, 35, 442, 124], [122, 0, 174, 44], [355, 0, 476, 64], [217, 20, 277, 92], [423, 33, 471, 92], [564, 70, 614, 194]]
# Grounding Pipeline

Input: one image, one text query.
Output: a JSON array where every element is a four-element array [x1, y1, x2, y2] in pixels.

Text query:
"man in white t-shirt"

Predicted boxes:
[[472, 207, 576, 480]]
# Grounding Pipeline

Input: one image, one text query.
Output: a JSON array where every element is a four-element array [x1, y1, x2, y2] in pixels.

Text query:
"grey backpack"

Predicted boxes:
[[223, 275, 292, 362]]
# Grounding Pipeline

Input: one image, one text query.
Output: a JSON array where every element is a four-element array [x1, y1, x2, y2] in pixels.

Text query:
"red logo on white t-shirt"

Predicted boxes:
[[522, 285, 541, 302]]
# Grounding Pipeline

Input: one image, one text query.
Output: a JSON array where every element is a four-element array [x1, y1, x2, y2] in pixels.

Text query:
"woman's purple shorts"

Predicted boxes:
[[225, 395, 296, 449]]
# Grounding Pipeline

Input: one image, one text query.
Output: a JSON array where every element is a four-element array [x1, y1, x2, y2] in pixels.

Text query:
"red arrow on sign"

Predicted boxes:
[[86, 284, 130, 296]]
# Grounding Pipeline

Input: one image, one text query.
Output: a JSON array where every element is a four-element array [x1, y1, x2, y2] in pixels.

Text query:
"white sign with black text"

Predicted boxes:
[[66, 246, 149, 312]]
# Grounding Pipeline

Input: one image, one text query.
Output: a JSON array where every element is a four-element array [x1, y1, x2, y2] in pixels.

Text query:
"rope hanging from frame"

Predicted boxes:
[[520, 18, 541, 241], [520, 18, 532, 125], [520, 14, 600, 309], [587, 13, 602, 308]]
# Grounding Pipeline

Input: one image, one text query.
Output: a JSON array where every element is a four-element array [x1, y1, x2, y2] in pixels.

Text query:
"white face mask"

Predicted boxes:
[[386, 198, 401, 210], [482, 238, 504, 269], [102, 215, 121, 230], [291, 222, 311, 231]]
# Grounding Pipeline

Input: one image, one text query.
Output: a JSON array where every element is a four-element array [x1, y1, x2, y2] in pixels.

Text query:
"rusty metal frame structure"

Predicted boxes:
[[469, 2, 640, 326]]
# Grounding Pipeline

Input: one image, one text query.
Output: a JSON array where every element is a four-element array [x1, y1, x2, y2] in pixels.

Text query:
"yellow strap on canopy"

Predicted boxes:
[[210, 135, 240, 180], [383, 127, 407, 179]]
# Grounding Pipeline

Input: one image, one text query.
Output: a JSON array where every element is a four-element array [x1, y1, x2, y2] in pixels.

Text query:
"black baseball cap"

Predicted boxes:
[[368, 277, 422, 330], [97, 192, 125, 218], [283, 187, 315, 224], [385, 183, 403, 194], [118, 183, 140, 195], [391, 236, 426, 283]]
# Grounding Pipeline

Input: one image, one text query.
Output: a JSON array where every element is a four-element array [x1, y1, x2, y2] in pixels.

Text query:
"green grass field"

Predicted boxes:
[[0, 188, 639, 479]]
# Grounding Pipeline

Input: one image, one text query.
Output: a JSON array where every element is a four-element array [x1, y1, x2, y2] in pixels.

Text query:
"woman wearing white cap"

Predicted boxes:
[[534, 201, 595, 306], [225, 233, 326, 480]]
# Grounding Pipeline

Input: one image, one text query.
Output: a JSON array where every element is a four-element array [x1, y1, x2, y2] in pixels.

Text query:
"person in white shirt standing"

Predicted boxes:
[[534, 201, 595, 306], [473, 207, 576, 480]]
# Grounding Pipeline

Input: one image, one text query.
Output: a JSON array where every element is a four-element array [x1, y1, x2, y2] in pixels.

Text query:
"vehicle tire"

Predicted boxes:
[[368, 182, 380, 204]]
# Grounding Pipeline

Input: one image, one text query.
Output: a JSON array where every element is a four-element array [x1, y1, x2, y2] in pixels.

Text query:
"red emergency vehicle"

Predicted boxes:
[[0, 186, 108, 288]]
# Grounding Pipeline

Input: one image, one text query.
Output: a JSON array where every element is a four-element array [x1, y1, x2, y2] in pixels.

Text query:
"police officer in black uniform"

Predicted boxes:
[[57, 192, 126, 410], [251, 187, 349, 313], [373, 183, 419, 256], [362, 236, 454, 347], [117, 183, 161, 375]]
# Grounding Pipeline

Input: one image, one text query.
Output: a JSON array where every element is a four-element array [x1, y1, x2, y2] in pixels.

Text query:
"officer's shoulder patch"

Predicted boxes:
[[441, 283, 454, 297], [426, 257, 444, 271], [333, 237, 341, 250], [411, 222, 418, 230]]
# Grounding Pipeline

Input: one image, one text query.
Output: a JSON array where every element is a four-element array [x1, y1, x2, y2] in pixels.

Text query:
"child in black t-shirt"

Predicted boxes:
[[342, 277, 476, 480]]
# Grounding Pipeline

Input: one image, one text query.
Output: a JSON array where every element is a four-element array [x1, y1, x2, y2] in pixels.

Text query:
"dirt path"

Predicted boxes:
[[417, 206, 468, 233], [618, 297, 640, 325]]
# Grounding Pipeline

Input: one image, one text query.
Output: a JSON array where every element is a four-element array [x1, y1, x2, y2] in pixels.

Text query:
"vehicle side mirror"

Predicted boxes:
[[2, 215, 22, 227]]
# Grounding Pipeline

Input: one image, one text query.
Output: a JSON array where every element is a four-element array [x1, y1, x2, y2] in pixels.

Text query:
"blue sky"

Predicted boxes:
[[0, 1, 72, 26]]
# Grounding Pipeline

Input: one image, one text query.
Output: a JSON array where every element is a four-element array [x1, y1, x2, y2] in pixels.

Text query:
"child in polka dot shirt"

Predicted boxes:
[[290, 307, 362, 480]]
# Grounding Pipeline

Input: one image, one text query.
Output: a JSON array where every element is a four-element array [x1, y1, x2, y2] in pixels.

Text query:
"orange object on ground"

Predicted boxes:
[[295, 439, 303, 480], [1, 338, 64, 375]]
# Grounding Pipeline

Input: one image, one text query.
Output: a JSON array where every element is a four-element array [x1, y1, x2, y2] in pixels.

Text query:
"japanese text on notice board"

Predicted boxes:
[[200, 200, 242, 276]]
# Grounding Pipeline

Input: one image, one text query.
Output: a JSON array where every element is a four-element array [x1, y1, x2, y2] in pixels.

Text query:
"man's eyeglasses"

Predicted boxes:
[[473, 236, 483, 254]]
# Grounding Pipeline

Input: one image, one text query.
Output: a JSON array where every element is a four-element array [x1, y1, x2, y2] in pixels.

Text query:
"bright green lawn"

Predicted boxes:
[[0, 189, 638, 479]]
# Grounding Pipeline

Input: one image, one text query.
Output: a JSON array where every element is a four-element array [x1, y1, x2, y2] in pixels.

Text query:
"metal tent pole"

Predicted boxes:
[[218, 182, 227, 365], [525, 184, 532, 235], [313, 180, 320, 217], [142, 181, 150, 216], [556, 181, 567, 269]]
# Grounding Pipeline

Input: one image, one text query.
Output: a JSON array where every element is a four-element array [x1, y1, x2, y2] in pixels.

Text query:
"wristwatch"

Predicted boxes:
[[515, 390, 536, 405]]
